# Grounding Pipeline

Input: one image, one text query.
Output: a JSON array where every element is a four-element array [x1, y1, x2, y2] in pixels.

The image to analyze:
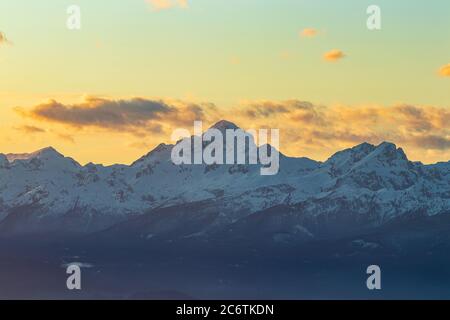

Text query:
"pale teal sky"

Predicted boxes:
[[1, 0, 449, 108], [0, 0, 449, 165]]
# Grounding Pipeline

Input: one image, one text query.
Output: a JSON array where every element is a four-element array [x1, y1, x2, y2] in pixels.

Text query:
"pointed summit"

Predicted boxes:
[[29, 147, 64, 160], [371, 141, 408, 161], [33, 146, 60, 156], [325, 142, 376, 167], [132, 143, 173, 166], [210, 120, 239, 132], [6, 146, 64, 162]]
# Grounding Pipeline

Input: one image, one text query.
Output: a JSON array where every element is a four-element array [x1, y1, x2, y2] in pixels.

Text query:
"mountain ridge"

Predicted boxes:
[[0, 120, 448, 239], [2, 120, 446, 168]]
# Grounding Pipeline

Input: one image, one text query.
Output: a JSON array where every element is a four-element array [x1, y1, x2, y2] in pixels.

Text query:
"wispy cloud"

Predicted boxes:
[[146, 0, 188, 11], [324, 49, 345, 62], [56, 133, 75, 143], [0, 31, 11, 46], [439, 63, 450, 77], [300, 28, 318, 38], [14, 125, 46, 134]]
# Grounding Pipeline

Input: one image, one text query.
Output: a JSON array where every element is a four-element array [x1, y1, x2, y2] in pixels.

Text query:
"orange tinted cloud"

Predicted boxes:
[[324, 49, 345, 62], [232, 100, 450, 163], [300, 28, 318, 38], [439, 64, 450, 77], [146, 0, 188, 11], [17, 97, 172, 129], [16, 96, 219, 137], [0, 31, 11, 45]]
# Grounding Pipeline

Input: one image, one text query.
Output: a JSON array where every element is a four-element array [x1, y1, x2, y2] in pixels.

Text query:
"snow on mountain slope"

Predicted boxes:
[[0, 120, 449, 237]]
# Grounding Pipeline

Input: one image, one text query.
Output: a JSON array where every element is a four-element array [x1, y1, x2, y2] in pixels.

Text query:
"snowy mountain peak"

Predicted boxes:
[[132, 143, 173, 166], [325, 142, 376, 168], [324, 141, 408, 169], [371, 142, 408, 162], [5, 146, 64, 162], [32, 146, 62, 158], [0, 140, 448, 237], [377, 141, 396, 148], [353, 142, 376, 153], [209, 120, 240, 132]]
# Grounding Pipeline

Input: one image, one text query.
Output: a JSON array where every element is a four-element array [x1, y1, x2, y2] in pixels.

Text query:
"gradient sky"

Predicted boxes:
[[0, 0, 449, 165]]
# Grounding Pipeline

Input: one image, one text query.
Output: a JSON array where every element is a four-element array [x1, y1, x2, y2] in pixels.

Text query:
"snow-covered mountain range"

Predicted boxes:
[[0, 120, 449, 240]]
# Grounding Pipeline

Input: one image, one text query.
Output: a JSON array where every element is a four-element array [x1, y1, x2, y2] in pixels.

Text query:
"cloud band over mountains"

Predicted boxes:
[[238, 101, 450, 151], [16, 96, 450, 162]]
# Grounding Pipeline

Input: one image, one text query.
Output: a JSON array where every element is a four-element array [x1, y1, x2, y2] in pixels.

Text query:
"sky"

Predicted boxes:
[[0, 0, 449, 165]]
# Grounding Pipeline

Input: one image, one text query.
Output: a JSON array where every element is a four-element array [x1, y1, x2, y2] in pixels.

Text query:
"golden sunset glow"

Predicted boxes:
[[1, 0, 449, 165], [440, 64, 450, 77]]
